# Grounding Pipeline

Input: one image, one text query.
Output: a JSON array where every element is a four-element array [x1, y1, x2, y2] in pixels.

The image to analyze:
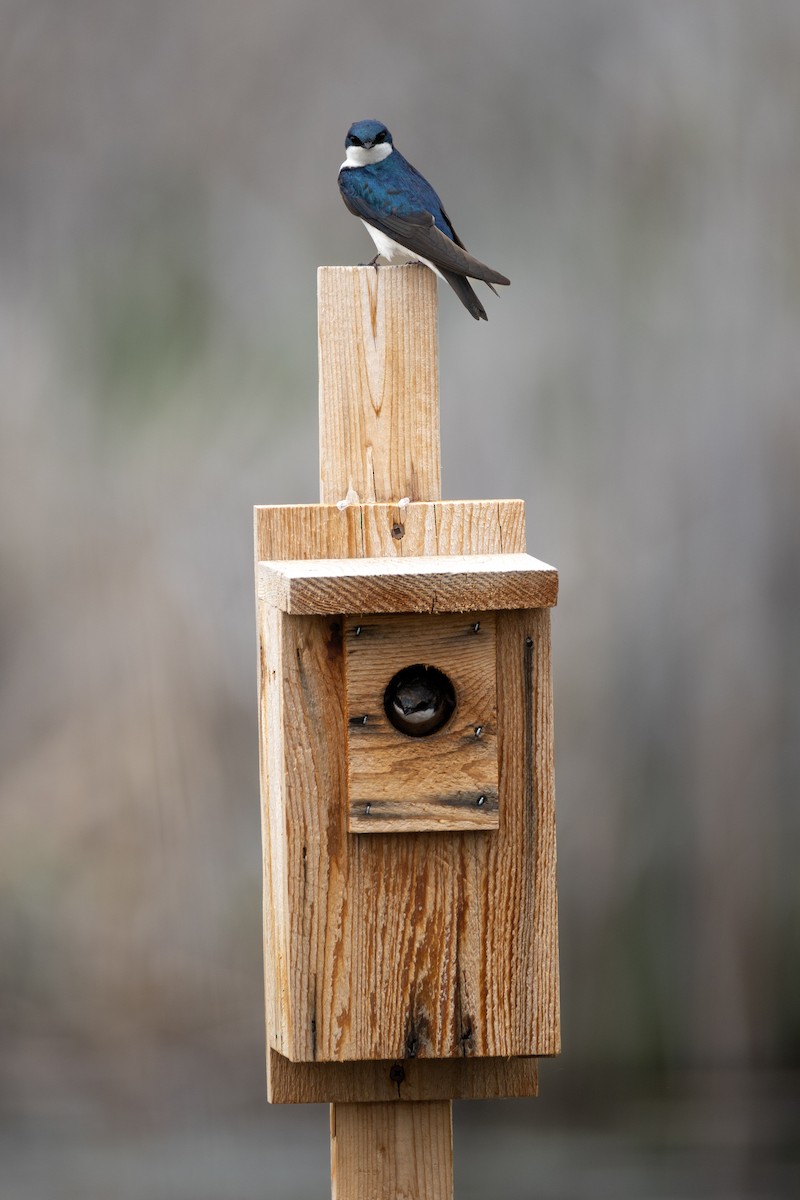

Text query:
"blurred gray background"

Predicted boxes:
[[1, 1, 799, 1197]]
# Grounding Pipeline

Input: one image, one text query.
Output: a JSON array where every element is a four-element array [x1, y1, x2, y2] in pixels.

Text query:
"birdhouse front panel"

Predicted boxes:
[[255, 499, 560, 1067], [344, 611, 499, 833]]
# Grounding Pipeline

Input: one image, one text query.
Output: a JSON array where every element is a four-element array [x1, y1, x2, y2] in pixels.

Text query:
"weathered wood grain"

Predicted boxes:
[[345, 612, 499, 833], [331, 1100, 452, 1200], [256, 497, 555, 1098], [256, 503, 559, 1062], [267, 1048, 538, 1104], [255, 500, 527, 565], [257, 551, 559, 614], [318, 266, 441, 505]]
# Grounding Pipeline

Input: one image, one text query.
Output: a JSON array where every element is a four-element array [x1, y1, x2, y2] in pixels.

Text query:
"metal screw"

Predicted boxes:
[[472, 621, 481, 633], [476, 795, 486, 807], [355, 625, 362, 637], [474, 725, 483, 738], [526, 635, 533, 647], [365, 803, 371, 815]]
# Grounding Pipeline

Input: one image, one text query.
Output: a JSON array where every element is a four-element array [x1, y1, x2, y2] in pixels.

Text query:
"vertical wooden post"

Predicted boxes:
[[331, 1102, 453, 1200], [318, 264, 453, 1200], [317, 265, 441, 505]]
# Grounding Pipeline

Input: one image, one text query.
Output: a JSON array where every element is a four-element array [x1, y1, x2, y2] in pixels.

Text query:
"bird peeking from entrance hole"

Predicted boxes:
[[338, 119, 510, 321]]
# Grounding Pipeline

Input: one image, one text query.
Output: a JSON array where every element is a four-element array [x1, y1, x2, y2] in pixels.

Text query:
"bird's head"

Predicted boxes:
[[343, 120, 394, 166]]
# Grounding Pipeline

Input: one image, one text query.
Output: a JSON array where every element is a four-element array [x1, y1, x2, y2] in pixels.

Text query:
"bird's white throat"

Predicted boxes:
[[340, 142, 393, 169]]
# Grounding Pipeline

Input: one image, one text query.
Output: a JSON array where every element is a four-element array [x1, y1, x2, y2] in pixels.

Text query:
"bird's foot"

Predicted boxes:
[[358, 255, 381, 271]]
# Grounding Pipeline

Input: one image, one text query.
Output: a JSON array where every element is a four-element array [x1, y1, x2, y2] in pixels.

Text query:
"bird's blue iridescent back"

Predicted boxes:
[[339, 149, 456, 241]]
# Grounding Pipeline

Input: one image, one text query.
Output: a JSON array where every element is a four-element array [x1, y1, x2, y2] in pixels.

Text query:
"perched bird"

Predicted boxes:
[[338, 119, 509, 320]]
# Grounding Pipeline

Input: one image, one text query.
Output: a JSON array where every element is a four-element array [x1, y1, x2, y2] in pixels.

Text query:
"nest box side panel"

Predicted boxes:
[[258, 603, 288, 1058], [256, 499, 560, 1066], [493, 606, 560, 1056], [260, 605, 352, 1064]]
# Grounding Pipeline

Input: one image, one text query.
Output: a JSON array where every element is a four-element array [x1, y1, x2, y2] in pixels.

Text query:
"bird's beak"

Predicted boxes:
[[362, 140, 374, 150]]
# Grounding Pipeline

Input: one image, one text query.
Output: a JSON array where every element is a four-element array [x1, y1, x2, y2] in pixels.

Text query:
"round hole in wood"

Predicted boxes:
[[383, 664, 457, 738]]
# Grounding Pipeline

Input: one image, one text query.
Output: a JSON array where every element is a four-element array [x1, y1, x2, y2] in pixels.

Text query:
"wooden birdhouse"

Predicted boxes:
[[254, 266, 560, 1199]]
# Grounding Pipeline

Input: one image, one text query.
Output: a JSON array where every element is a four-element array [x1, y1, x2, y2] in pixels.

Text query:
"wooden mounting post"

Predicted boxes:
[[317, 264, 441, 506], [320, 265, 452, 1199]]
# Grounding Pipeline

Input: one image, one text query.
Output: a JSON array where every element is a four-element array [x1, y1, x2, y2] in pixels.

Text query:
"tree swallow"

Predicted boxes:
[[338, 119, 510, 321]]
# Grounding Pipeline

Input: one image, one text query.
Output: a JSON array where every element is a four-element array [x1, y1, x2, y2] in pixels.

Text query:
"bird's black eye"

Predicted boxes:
[[348, 135, 363, 147], [374, 131, 385, 143]]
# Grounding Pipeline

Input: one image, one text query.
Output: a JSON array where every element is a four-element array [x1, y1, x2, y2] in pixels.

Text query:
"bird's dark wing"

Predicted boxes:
[[339, 176, 509, 286]]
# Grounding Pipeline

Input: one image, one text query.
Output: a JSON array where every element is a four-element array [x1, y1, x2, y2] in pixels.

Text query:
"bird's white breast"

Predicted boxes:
[[361, 222, 416, 263], [360, 222, 445, 281]]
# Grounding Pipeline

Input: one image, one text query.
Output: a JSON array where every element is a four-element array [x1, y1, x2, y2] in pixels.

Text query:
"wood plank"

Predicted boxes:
[[267, 1048, 538, 1104], [257, 551, 559, 614], [345, 612, 499, 833], [492, 607, 561, 1056], [331, 1101, 452, 1200], [318, 266, 441, 505], [254, 500, 527, 566], [257, 502, 560, 1063]]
